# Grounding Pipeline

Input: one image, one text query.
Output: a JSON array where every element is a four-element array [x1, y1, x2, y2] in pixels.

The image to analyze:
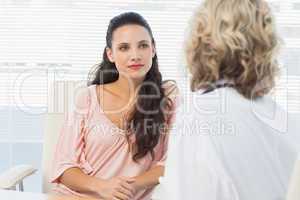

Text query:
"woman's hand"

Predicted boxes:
[[95, 176, 136, 200]]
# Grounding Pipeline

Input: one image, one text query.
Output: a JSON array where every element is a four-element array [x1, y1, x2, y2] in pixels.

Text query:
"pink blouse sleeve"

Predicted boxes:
[[50, 88, 94, 183]]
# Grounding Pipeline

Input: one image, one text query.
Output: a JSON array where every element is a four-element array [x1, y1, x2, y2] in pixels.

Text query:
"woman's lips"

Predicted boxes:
[[129, 64, 144, 70]]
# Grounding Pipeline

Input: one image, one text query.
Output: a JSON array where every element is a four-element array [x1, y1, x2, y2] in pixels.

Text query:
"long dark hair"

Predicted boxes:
[[88, 12, 174, 161]]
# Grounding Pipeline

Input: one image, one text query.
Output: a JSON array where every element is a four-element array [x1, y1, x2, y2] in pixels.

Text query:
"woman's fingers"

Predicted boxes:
[[120, 181, 135, 194], [117, 186, 133, 198], [114, 191, 131, 200], [113, 176, 136, 198]]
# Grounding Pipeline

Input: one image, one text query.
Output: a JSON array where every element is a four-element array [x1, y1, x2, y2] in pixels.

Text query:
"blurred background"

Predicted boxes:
[[0, 0, 299, 193]]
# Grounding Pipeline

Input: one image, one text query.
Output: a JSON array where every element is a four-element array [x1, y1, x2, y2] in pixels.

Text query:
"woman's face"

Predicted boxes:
[[106, 24, 156, 81]]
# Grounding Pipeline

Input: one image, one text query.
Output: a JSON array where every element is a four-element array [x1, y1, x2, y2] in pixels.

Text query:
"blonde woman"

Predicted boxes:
[[160, 0, 298, 199]]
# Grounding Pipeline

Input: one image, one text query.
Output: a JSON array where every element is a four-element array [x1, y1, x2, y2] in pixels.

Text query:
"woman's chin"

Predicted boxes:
[[129, 73, 147, 81], [118, 68, 149, 83], [127, 69, 148, 79]]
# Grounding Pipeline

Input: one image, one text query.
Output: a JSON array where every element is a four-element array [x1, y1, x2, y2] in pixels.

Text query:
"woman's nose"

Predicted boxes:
[[130, 48, 141, 61]]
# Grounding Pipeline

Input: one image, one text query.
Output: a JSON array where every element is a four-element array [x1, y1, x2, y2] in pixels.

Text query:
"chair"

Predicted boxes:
[[42, 112, 64, 193], [0, 165, 37, 191], [0, 81, 81, 193], [42, 80, 83, 193]]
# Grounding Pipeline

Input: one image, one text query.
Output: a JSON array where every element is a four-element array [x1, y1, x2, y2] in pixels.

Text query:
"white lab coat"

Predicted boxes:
[[159, 87, 298, 200]]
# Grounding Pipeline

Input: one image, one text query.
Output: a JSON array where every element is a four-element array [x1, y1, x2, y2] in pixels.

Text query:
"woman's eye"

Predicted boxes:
[[140, 43, 149, 48], [119, 46, 129, 51]]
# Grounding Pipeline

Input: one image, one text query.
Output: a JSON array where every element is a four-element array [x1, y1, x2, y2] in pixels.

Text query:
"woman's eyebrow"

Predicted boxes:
[[117, 42, 129, 46], [116, 40, 149, 46], [138, 40, 150, 44]]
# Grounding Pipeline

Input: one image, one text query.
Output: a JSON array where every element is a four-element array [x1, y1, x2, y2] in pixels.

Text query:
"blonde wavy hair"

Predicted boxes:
[[185, 0, 280, 99]]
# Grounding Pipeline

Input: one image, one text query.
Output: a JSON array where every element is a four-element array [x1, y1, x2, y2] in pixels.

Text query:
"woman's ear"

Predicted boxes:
[[106, 47, 114, 62], [152, 44, 156, 58]]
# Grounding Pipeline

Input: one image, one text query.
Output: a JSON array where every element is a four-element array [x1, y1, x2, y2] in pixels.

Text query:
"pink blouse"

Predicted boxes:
[[50, 84, 176, 200]]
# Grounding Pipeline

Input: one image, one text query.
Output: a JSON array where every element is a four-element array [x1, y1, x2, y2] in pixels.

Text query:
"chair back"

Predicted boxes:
[[42, 80, 85, 193]]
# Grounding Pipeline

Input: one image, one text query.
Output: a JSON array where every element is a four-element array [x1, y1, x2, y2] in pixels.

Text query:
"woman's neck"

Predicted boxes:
[[107, 75, 142, 101]]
